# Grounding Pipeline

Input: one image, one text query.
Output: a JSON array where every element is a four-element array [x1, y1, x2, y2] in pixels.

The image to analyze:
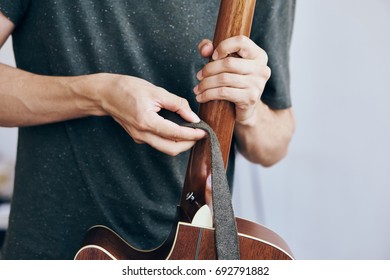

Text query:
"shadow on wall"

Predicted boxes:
[[0, 153, 14, 248]]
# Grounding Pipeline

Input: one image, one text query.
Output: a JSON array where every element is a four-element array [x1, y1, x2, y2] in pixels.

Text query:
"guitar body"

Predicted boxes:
[[75, 217, 293, 260]]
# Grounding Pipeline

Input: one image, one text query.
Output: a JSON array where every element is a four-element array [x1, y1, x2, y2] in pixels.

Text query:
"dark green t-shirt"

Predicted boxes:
[[0, 0, 295, 259]]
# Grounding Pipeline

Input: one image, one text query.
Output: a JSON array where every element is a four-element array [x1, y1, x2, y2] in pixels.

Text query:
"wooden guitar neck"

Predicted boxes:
[[180, 0, 256, 222]]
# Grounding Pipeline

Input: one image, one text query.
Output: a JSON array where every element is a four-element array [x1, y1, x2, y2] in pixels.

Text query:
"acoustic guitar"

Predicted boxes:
[[75, 0, 293, 260]]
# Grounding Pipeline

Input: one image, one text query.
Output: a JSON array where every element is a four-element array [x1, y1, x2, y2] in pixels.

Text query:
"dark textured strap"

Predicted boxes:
[[183, 120, 240, 260]]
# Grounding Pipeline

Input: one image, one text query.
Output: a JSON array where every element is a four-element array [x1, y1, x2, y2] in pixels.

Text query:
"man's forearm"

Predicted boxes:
[[234, 100, 295, 167], [0, 63, 105, 127], [0, 63, 206, 155]]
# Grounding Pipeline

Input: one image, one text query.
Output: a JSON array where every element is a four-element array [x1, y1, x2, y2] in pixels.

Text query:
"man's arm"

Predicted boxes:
[[0, 12, 13, 46], [196, 37, 295, 166], [233, 100, 295, 167], [0, 13, 206, 156]]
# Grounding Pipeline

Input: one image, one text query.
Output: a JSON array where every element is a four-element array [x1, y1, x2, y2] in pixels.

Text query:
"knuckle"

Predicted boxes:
[[178, 97, 190, 110], [248, 93, 259, 106], [218, 87, 229, 99], [236, 35, 248, 43], [131, 132, 144, 143], [167, 145, 181, 157], [218, 73, 229, 83], [134, 115, 153, 132], [223, 56, 236, 70], [171, 130, 181, 142], [198, 90, 208, 102], [255, 80, 266, 94], [135, 119, 148, 131], [166, 150, 177, 157], [264, 66, 271, 79], [259, 49, 269, 63]]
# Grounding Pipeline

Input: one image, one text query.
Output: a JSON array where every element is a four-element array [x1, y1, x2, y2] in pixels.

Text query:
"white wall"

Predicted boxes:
[[235, 0, 390, 260], [1, 1, 390, 259]]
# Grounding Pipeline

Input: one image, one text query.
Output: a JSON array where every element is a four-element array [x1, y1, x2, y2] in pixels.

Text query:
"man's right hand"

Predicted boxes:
[[91, 74, 206, 156]]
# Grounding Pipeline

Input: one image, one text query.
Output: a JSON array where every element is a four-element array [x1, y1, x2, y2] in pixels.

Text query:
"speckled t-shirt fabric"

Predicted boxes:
[[0, 0, 295, 259]]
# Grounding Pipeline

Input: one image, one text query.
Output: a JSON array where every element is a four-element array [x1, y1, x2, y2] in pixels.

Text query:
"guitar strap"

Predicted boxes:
[[183, 120, 240, 260]]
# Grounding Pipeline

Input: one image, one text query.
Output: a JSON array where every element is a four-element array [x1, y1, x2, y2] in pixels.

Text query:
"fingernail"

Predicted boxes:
[[193, 85, 199, 94], [196, 70, 203, 80], [212, 50, 218, 60], [201, 42, 213, 57], [190, 111, 201, 123]]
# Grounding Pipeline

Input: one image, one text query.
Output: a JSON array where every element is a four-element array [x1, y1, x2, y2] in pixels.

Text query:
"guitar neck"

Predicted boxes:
[[180, 0, 256, 222]]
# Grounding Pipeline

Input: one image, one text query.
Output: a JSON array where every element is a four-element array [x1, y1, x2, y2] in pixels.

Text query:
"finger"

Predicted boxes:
[[194, 73, 265, 105], [195, 86, 252, 105], [140, 132, 198, 156], [198, 39, 214, 58], [115, 114, 206, 147], [157, 89, 201, 123], [196, 57, 260, 80], [195, 63, 271, 95], [195, 86, 262, 123], [195, 86, 259, 123], [212, 35, 268, 64], [146, 113, 207, 141], [195, 72, 248, 96]]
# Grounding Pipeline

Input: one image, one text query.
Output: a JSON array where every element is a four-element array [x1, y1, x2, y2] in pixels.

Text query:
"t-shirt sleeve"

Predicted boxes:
[[0, 0, 30, 27], [251, 0, 295, 109]]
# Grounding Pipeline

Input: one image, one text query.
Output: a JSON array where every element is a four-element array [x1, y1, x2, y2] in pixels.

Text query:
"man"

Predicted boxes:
[[0, 0, 295, 259]]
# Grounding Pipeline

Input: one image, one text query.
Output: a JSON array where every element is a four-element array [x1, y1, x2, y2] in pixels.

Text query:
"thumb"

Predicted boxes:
[[198, 39, 214, 58], [158, 90, 201, 123]]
